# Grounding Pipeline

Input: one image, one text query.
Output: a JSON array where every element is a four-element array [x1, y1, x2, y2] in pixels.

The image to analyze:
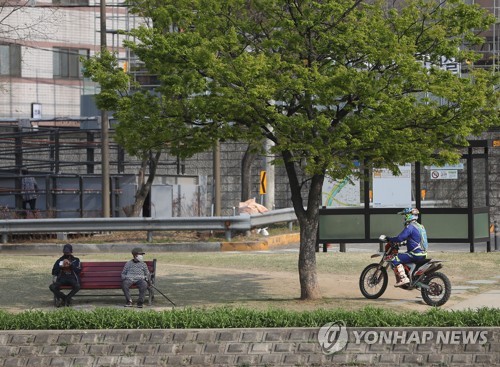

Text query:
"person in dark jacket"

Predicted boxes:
[[49, 243, 81, 307]]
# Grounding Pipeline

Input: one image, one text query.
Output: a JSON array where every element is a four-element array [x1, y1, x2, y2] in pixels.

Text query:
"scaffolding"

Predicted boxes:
[[0, 121, 188, 218]]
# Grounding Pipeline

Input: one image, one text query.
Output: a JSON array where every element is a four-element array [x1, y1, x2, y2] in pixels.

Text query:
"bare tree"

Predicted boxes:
[[0, 0, 58, 41]]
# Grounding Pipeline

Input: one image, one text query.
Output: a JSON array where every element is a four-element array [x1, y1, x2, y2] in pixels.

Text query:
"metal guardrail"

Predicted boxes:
[[248, 208, 297, 228], [0, 208, 297, 243]]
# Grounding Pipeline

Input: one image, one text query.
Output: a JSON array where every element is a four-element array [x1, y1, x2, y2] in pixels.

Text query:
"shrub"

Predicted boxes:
[[0, 306, 498, 330]]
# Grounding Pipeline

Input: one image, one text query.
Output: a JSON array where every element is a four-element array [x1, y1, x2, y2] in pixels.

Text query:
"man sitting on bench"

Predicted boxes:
[[49, 243, 81, 307], [121, 247, 151, 308]]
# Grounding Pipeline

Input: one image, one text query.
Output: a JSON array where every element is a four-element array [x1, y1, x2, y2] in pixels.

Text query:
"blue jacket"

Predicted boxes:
[[387, 221, 425, 254]]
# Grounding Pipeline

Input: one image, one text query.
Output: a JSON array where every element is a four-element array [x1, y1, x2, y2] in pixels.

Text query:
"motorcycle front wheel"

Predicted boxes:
[[420, 272, 451, 307], [359, 263, 388, 299]]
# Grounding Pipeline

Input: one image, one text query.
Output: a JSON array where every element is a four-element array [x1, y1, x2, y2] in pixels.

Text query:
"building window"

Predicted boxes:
[[0, 44, 21, 77], [53, 48, 88, 79], [52, 0, 89, 5]]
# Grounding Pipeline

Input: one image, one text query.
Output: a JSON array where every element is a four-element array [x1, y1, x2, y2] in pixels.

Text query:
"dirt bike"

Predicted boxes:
[[359, 235, 451, 307]]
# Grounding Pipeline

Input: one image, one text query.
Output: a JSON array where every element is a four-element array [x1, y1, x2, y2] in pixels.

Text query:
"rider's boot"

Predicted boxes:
[[394, 264, 410, 287]]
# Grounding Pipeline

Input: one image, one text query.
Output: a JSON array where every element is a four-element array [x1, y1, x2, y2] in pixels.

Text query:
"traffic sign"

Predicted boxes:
[[430, 170, 458, 180], [260, 171, 267, 194]]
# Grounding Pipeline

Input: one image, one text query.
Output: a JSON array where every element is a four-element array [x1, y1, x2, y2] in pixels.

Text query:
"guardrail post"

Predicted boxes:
[[288, 221, 293, 231], [1, 233, 7, 244], [224, 221, 232, 241], [339, 242, 346, 252], [57, 232, 67, 241], [147, 231, 153, 243]]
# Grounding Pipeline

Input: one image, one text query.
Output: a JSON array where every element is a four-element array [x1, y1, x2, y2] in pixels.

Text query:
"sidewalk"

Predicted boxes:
[[448, 288, 500, 310]]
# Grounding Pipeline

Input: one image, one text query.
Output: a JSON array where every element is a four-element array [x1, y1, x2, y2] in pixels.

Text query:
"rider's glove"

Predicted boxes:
[[379, 235, 387, 242]]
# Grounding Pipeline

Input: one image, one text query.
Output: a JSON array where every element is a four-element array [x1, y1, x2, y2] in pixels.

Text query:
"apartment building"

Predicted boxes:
[[0, 0, 133, 120], [1, 0, 497, 120], [469, 0, 499, 70]]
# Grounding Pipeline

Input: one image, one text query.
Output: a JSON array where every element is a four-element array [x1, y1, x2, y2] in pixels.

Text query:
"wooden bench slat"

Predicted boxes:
[[80, 279, 121, 289], [82, 260, 135, 268], [80, 284, 124, 289], [82, 268, 124, 272], [80, 272, 123, 277]]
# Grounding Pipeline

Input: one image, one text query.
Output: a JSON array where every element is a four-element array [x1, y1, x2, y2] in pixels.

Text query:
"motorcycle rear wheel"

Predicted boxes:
[[359, 263, 388, 299], [420, 272, 451, 307]]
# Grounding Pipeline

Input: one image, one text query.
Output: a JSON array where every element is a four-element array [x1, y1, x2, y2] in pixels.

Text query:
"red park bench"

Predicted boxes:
[[55, 260, 156, 306]]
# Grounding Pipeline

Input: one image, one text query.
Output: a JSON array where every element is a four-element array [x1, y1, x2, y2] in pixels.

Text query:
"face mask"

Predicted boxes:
[[136, 255, 144, 262]]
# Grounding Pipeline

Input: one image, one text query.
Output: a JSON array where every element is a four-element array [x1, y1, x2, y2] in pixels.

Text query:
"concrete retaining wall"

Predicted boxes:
[[0, 327, 498, 366]]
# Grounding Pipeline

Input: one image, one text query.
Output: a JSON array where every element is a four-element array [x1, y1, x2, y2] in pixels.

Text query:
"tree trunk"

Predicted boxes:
[[297, 186, 322, 300], [241, 143, 258, 201], [282, 150, 324, 300], [128, 151, 162, 217]]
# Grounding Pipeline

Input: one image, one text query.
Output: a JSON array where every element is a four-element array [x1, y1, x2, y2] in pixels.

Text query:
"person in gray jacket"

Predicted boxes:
[[121, 247, 151, 308]]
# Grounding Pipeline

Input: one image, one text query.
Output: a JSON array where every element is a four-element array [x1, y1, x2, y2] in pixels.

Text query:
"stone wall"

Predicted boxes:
[[0, 327, 498, 366]]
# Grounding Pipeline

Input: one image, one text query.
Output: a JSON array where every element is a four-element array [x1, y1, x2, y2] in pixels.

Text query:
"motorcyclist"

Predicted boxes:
[[385, 208, 428, 287]]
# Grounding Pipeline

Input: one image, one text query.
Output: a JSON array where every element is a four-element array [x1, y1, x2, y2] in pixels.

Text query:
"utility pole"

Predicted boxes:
[[263, 133, 275, 210], [213, 140, 221, 216], [100, 0, 110, 217]]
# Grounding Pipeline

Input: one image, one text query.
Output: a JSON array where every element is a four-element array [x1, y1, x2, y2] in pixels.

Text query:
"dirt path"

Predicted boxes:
[[151, 263, 483, 313]]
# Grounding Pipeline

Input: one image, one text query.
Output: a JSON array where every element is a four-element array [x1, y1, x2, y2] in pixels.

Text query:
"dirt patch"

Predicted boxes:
[[157, 263, 476, 313], [6, 230, 214, 245], [5, 228, 287, 245]]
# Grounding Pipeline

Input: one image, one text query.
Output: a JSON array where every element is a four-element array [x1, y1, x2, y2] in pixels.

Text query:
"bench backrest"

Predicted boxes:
[[78, 260, 156, 289]]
